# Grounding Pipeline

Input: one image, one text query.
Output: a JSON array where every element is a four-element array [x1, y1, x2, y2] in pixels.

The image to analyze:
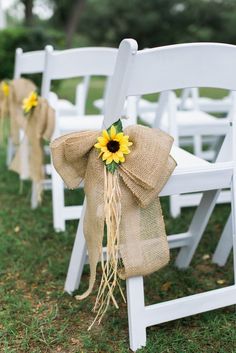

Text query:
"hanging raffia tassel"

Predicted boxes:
[[88, 167, 126, 330]]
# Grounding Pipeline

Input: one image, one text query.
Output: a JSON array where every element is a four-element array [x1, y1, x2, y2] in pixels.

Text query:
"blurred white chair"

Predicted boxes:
[[140, 91, 230, 161], [41, 46, 136, 231], [7, 46, 87, 167], [140, 90, 231, 217], [183, 87, 232, 114], [64, 39, 236, 351]]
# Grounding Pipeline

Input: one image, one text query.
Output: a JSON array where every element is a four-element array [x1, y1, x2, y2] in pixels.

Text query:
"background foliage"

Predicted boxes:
[[2, 0, 236, 79]]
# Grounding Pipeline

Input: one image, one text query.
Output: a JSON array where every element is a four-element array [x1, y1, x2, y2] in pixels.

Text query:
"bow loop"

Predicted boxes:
[[120, 125, 175, 207], [51, 131, 100, 189]]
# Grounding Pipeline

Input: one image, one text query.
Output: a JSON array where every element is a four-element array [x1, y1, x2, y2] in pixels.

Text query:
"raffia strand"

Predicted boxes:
[[88, 166, 125, 330]]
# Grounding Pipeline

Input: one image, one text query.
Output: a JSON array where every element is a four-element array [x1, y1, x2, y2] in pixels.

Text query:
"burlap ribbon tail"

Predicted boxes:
[[10, 95, 55, 201]]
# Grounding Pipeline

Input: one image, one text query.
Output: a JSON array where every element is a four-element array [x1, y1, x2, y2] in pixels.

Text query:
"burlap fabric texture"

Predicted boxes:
[[10, 96, 55, 200], [51, 125, 177, 299], [8, 78, 37, 144]]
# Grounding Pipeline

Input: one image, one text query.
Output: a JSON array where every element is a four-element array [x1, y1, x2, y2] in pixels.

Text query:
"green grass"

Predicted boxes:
[[0, 82, 235, 352]]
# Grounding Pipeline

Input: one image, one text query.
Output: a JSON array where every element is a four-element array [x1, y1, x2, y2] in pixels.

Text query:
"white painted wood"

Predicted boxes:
[[127, 43, 236, 96], [213, 214, 232, 266], [126, 276, 146, 351], [6, 137, 15, 167], [103, 39, 138, 128], [64, 199, 87, 294], [51, 163, 66, 232], [171, 189, 231, 211], [144, 286, 236, 327], [175, 189, 220, 268]]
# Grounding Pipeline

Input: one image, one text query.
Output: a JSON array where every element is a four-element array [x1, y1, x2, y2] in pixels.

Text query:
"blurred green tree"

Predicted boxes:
[[49, 0, 86, 47], [78, 0, 236, 48]]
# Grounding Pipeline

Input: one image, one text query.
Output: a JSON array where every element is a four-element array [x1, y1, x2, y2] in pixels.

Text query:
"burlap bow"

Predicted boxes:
[[8, 78, 37, 144], [10, 96, 55, 201], [51, 125, 176, 300]]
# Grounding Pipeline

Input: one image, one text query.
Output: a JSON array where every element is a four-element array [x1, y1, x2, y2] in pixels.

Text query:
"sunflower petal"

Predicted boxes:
[[114, 132, 124, 141], [113, 154, 120, 163], [102, 151, 112, 161], [105, 156, 113, 165], [102, 129, 110, 141], [97, 136, 108, 146], [116, 150, 124, 158], [94, 143, 102, 149], [110, 125, 117, 139]]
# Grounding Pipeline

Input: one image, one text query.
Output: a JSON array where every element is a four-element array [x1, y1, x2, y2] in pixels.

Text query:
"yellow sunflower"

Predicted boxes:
[[22, 91, 38, 114], [94, 125, 132, 165], [2, 81, 9, 97]]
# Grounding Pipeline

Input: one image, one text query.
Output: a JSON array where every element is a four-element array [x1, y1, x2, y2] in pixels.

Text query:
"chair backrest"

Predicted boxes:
[[41, 46, 118, 99], [103, 39, 236, 161], [13, 47, 51, 79], [104, 40, 236, 126]]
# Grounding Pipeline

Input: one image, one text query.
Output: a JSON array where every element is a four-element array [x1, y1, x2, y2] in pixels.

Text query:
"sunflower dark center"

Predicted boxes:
[[107, 140, 120, 153]]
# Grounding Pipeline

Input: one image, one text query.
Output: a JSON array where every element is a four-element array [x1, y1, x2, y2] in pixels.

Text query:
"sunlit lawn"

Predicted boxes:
[[0, 81, 235, 352]]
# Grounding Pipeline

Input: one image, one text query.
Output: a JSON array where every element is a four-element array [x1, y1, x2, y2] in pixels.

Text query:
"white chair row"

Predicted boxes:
[[6, 46, 83, 167], [9, 45, 138, 231], [64, 39, 236, 351]]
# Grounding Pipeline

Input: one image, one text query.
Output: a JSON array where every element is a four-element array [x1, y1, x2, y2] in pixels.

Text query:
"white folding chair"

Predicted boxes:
[[185, 87, 232, 114], [64, 39, 236, 351], [41, 46, 122, 231], [7, 46, 86, 168], [7, 47, 47, 167]]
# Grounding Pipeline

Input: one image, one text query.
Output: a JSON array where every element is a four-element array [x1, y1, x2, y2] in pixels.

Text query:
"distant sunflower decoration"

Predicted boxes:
[[0, 80, 10, 143], [89, 120, 133, 329], [1, 81, 10, 97], [22, 91, 38, 116]]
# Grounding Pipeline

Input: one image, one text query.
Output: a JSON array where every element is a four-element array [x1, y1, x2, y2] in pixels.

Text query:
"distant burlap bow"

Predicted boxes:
[[10, 96, 55, 201], [51, 124, 176, 323], [0, 82, 9, 143], [8, 78, 37, 144]]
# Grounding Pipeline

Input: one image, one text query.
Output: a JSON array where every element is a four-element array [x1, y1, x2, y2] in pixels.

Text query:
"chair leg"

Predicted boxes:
[[230, 181, 236, 282], [193, 134, 202, 158], [64, 200, 87, 294], [51, 163, 66, 232], [6, 137, 14, 167], [170, 195, 181, 218], [213, 214, 232, 266], [175, 189, 220, 268], [126, 276, 146, 352], [31, 181, 39, 209]]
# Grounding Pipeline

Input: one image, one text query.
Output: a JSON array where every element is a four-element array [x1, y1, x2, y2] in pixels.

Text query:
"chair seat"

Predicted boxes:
[[140, 110, 230, 136], [161, 145, 233, 196], [197, 96, 231, 113], [171, 144, 209, 168], [58, 114, 104, 132], [57, 99, 78, 116]]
